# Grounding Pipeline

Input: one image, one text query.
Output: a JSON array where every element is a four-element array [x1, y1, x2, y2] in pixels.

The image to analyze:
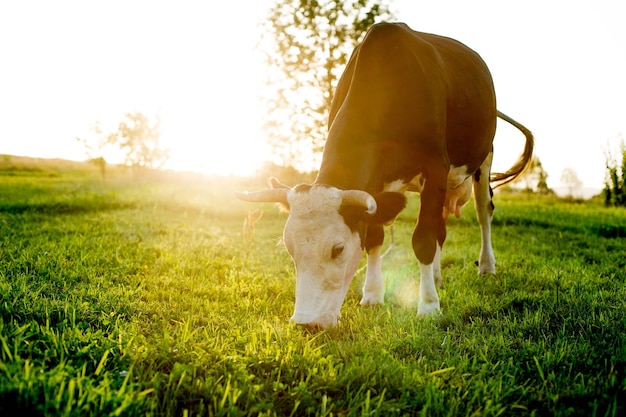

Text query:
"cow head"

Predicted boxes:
[[237, 178, 405, 330]]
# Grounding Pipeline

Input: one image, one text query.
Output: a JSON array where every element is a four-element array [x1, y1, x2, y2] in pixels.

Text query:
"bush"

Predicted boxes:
[[604, 139, 626, 207]]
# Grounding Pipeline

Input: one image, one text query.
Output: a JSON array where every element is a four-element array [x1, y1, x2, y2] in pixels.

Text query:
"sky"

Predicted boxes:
[[1, 1, 625, 192]]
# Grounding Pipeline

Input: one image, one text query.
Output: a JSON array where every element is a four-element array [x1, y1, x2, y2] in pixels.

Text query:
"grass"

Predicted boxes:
[[0, 156, 625, 416]]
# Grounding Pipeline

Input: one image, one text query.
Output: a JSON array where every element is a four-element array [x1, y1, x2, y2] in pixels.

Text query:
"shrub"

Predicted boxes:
[[604, 139, 626, 207]]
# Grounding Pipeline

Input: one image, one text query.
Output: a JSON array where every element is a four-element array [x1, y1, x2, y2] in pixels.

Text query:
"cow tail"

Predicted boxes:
[[490, 111, 535, 189]]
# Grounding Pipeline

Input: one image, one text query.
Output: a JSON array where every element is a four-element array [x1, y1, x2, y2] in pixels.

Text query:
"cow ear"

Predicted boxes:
[[269, 177, 289, 189], [369, 192, 406, 225], [269, 177, 290, 212], [340, 192, 406, 228]]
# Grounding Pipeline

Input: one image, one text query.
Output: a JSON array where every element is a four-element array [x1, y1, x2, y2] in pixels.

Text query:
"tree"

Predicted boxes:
[[604, 137, 626, 207], [516, 155, 552, 194], [560, 167, 582, 197], [261, 0, 393, 171], [76, 122, 108, 179], [106, 112, 169, 170], [78, 112, 170, 174]]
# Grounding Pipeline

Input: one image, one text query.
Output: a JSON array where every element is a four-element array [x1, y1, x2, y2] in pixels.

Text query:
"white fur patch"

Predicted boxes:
[[384, 166, 471, 195], [361, 246, 384, 305], [287, 186, 342, 217], [417, 261, 441, 316], [444, 165, 473, 219], [447, 165, 472, 188], [384, 167, 473, 219], [384, 174, 425, 193]]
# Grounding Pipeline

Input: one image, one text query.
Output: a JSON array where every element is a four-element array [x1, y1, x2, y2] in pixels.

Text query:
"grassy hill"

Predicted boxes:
[[0, 156, 624, 416]]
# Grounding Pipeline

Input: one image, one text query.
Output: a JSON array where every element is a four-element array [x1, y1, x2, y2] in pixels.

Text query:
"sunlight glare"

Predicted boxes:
[[1, 0, 625, 187]]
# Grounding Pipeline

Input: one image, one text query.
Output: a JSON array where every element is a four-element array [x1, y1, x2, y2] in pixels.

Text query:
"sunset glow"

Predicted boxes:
[[1, 0, 625, 189]]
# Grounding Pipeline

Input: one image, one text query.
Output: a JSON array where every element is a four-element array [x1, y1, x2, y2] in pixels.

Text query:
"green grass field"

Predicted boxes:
[[1, 156, 625, 416]]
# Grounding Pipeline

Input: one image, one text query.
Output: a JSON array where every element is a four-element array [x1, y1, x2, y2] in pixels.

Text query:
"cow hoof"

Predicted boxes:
[[476, 258, 496, 276], [299, 323, 324, 333], [418, 300, 441, 316], [360, 294, 384, 306], [478, 266, 496, 276]]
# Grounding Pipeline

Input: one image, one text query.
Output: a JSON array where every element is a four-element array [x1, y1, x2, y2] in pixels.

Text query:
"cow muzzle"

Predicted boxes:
[[290, 312, 338, 331]]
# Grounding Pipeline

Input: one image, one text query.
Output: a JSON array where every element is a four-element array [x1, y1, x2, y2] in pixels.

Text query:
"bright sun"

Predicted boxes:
[[164, 61, 280, 177], [2, 1, 625, 188], [160, 112, 271, 177], [0, 1, 275, 178]]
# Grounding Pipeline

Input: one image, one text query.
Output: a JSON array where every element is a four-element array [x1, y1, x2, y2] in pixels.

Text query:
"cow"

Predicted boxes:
[[237, 22, 533, 330]]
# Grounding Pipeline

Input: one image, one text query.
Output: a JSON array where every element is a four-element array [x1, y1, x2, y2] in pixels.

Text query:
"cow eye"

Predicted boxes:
[[331, 243, 344, 259]]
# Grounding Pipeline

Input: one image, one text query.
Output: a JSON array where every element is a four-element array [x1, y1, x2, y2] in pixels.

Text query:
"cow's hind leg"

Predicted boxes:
[[433, 242, 442, 288], [361, 224, 385, 305], [473, 152, 496, 275]]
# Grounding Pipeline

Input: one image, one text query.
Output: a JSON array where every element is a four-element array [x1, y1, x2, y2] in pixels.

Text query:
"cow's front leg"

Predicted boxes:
[[361, 246, 384, 305], [413, 168, 447, 315], [361, 224, 385, 305], [418, 261, 440, 315]]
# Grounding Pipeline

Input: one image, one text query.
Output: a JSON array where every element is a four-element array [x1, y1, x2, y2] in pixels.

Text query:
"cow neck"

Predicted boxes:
[[315, 149, 379, 193], [315, 116, 382, 193]]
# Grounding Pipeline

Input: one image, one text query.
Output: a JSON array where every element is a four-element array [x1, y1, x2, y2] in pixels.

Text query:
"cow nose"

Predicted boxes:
[[299, 322, 324, 333], [291, 313, 337, 330]]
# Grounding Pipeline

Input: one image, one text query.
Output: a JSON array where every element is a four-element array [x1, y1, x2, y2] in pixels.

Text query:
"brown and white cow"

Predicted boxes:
[[238, 22, 533, 330]]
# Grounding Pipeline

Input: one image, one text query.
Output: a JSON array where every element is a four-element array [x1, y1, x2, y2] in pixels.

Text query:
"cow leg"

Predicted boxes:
[[473, 152, 496, 275], [361, 224, 385, 305], [413, 168, 447, 315], [434, 242, 442, 287]]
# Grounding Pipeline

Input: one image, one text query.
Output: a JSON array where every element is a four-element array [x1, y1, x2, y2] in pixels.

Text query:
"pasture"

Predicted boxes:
[[0, 158, 625, 416]]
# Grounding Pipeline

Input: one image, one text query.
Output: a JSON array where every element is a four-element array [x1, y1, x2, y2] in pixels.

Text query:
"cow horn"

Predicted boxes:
[[341, 190, 377, 214], [269, 177, 289, 189], [236, 188, 289, 204]]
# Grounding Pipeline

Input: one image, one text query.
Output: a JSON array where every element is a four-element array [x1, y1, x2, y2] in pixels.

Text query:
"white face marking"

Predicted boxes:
[[282, 186, 364, 329]]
